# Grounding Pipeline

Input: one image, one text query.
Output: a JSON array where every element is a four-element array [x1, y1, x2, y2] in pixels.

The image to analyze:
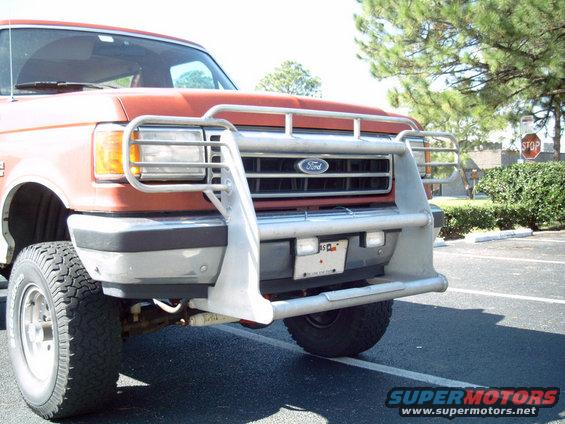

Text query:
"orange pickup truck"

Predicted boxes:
[[0, 21, 460, 419]]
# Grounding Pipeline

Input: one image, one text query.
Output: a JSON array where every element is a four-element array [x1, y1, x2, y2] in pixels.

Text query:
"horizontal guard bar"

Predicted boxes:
[[271, 275, 447, 320], [424, 162, 459, 167], [235, 135, 407, 155], [258, 212, 429, 240], [121, 182, 229, 194], [422, 170, 460, 185], [241, 152, 391, 159], [127, 115, 238, 131], [203, 104, 419, 134], [323, 282, 405, 301], [133, 140, 228, 147], [132, 162, 228, 169], [411, 146, 458, 153]]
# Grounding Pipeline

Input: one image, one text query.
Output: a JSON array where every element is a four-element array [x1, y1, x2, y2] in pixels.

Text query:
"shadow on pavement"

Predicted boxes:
[[366, 300, 565, 389], [54, 302, 564, 424]]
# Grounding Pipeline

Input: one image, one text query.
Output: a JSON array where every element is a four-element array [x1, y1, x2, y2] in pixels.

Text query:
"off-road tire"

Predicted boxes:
[[284, 296, 393, 357], [7, 241, 122, 419]]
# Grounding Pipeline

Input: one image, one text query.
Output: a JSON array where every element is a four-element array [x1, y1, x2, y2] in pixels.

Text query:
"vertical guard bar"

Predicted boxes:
[[190, 130, 273, 323], [285, 113, 293, 137], [353, 118, 361, 139]]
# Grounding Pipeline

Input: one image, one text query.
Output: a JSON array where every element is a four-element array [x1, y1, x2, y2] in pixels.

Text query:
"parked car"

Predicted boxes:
[[0, 20, 459, 419]]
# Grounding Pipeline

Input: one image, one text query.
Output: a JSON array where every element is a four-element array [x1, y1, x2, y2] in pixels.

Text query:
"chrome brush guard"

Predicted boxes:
[[121, 105, 460, 324]]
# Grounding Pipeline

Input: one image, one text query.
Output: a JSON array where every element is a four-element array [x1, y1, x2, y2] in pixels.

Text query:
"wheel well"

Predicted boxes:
[[7, 183, 71, 262]]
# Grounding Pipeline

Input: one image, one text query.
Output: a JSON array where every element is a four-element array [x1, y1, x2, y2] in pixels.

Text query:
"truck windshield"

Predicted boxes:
[[0, 27, 236, 95]]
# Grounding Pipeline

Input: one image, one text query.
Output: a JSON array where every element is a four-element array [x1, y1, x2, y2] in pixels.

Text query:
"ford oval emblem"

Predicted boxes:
[[296, 158, 330, 174]]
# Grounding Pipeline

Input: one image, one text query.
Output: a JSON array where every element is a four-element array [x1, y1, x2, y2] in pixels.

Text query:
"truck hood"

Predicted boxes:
[[116, 88, 417, 134], [0, 88, 417, 134]]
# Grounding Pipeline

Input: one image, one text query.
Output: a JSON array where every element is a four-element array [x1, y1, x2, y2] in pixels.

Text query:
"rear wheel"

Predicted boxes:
[[284, 286, 393, 357], [7, 242, 122, 419]]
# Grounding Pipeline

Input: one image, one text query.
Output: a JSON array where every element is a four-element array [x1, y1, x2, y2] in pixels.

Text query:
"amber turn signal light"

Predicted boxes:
[[94, 129, 140, 179]]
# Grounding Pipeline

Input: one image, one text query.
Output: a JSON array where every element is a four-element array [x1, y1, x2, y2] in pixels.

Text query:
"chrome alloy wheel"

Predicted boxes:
[[20, 284, 55, 381]]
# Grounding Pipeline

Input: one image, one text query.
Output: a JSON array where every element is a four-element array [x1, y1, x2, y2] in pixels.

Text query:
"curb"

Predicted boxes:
[[433, 238, 447, 248], [464, 228, 533, 243]]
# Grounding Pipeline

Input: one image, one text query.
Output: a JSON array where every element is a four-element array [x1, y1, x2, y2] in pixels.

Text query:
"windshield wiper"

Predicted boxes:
[[15, 81, 116, 92]]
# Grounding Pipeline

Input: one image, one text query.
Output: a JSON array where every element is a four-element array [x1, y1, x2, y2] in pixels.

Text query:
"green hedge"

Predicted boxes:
[[476, 162, 565, 229], [440, 203, 530, 239]]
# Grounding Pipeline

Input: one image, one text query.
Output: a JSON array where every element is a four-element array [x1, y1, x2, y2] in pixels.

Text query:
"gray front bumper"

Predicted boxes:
[[67, 206, 443, 298]]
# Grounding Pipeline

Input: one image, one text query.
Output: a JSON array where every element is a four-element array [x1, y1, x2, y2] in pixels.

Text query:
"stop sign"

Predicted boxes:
[[521, 134, 541, 160]]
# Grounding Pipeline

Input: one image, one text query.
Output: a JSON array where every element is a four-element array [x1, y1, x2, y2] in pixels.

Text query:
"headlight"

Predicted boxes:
[[407, 137, 427, 177], [136, 128, 206, 180], [94, 124, 206, 181]]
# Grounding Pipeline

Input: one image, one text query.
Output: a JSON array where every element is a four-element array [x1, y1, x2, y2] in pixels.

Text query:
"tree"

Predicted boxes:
[[176, 70, 214, 89], [355, 0, 564, 160], [388, 79, 506, 152], [256, 60, 321, 97]]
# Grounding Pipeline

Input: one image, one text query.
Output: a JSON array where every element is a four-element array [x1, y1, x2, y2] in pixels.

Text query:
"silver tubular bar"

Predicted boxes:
[[203, 104, 419, 138], [240, 152, 390, 159], [258, 212, 430, 241], [424, 162, 460, 167], [235, 134, 407, 155], [421, 178, 458, 185], [132, 162, 229, 169], [396, 130, 461, 185], [271, 275, 448, 320], [411, 146, 458, 153], [133, 140, 229, 147], [126, 115, 238, 131]]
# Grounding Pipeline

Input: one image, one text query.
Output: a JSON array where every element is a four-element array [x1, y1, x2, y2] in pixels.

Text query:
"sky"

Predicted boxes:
[[1, 0, 400, 111]]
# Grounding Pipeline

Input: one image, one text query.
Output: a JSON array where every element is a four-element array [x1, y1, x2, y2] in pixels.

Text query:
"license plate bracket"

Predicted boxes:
[[293, 240, 348, 280]]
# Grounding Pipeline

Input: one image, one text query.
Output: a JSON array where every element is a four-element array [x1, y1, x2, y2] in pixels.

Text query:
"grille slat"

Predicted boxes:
[[245, 172, 390, 178], [207, 133, 392, 199], [240, 154, 392, 198]]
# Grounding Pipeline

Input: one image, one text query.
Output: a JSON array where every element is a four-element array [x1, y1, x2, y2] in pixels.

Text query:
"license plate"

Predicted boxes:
[[293, 240, 348, 280]]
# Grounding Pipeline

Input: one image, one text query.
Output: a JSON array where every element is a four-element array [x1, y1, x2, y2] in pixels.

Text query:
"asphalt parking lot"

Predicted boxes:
[[0, 231, 563, 424]]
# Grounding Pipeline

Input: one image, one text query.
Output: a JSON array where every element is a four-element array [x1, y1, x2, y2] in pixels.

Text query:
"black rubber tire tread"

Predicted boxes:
[[284, 298, 393, 358], [9, 241, 122, 419]]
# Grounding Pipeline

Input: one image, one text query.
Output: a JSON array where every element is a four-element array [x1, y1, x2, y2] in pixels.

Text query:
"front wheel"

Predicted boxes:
[[284, 294, 393, 357], [7, 242, 122, 419]]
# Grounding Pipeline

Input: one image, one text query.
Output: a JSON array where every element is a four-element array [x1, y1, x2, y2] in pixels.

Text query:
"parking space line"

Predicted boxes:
[[215, 325, 481, 388], [437, 252, 565, 265], [518, 238, 565, 243], [448, 287, 565, 305]]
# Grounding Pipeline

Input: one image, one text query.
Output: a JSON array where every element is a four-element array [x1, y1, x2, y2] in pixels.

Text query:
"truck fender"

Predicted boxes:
[[1, 174, 70, 264]]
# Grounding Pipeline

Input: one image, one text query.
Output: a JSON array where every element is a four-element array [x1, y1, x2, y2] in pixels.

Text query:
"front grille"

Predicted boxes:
[[209, 143, 392, 199]]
